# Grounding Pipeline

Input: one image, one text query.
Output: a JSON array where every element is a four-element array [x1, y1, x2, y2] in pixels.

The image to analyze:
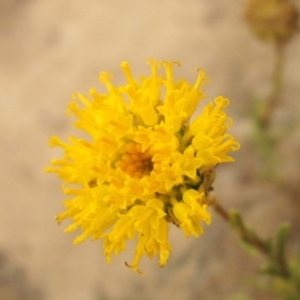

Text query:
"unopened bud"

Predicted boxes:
[[245, 0, 299, 44]]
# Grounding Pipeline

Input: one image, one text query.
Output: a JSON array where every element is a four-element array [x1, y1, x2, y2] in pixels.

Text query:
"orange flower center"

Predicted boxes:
[[115, 143, 154, 178]]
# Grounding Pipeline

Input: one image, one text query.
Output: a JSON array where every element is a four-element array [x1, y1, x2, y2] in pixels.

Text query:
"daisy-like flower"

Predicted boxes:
[[46, 60, 240, 274]]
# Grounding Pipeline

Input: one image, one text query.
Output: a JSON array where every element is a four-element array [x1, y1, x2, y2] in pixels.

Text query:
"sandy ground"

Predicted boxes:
[[0, 1, 300, 299]]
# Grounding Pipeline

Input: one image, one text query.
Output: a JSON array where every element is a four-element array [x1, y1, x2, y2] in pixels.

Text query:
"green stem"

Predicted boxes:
[[212, 198, 269, 255], [258, 42, 285, 130], [210, 196, 291, 278]]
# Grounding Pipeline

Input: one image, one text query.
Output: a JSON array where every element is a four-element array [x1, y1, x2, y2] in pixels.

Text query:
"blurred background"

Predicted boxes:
[[0, 0, 299, 299]]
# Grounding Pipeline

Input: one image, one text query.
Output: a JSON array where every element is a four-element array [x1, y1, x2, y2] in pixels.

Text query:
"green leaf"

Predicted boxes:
[[274, 223, 290, 260]]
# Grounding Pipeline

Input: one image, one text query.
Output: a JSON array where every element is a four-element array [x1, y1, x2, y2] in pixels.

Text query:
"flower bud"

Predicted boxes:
[[245, 0, 299, 43]]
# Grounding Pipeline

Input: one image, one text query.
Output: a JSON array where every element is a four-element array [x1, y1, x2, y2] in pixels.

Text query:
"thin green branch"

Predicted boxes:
[[258, 42, 285, 129], [209, 195, 291, 279]]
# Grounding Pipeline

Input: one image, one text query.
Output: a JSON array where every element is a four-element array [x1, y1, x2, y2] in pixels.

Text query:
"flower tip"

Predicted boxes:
[[195, 68, 210, 86], [120, 61, 129, 69], [233, 141, 241, 151], [146, 58, 159, 66], [48, 136, 62, 147], [99, 72, 112, 84], [125, 261, 145, 276], [43, 166, 51, 173], [55, 215, 62, 224], [215, 96, 230, 107], [73, 235, 88, 245], [161, 60, 181, 67]]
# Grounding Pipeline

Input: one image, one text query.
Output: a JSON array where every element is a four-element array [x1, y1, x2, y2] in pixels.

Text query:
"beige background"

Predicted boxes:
[[0, 1, 300, 299]]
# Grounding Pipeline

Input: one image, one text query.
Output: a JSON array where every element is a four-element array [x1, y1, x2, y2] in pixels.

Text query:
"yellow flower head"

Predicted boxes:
[[46, 60, 240, 274]]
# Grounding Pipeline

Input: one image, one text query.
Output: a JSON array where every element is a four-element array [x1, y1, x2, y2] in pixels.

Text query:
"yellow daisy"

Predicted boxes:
[[46, 59, 240, 274]]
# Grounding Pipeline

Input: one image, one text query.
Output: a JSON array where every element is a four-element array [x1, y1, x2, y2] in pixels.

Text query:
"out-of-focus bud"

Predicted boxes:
[[245, 0, 299, 44]]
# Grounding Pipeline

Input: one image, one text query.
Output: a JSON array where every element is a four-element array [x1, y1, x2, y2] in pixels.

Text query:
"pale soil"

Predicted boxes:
[[0, 1, 300, 300]]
